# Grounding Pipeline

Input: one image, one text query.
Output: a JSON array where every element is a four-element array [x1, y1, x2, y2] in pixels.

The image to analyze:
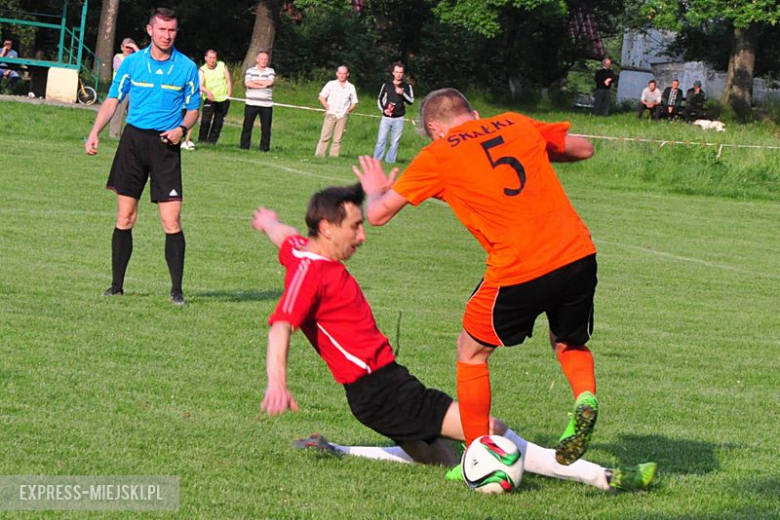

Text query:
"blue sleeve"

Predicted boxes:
[[183, 63, 201, 110], [108, 58, 132, 101]]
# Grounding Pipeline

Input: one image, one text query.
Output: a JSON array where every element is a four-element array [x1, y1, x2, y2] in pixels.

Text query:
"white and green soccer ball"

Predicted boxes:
[[462, 435, 524, 494]]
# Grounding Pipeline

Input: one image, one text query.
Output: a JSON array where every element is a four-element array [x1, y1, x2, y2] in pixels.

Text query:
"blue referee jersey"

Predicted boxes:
[[109, 46, 200, 131]]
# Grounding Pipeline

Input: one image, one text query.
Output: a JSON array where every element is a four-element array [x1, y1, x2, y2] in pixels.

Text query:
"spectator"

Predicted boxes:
[[592, 58, 614, 116], [315, 65, 358, 157], [637, 79, 662, 120], [198, 49, 232, 145], [109, 38, 139, 139], [240, 50, 274, 152], [372, 62, 414, 163], [684, 81, 706, 123], [661, 79, 684, 120], [0, 38, 21, 91]]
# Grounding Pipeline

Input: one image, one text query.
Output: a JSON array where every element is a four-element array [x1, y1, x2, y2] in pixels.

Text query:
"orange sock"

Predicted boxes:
[[556, 344, 596, 398], [457, 361, 491, 446]]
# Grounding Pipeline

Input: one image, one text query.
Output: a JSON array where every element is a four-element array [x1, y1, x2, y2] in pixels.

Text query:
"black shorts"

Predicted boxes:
[[106, 124, 183, 203], [344, 362, 453, 444], [464, 254, 597, 347]]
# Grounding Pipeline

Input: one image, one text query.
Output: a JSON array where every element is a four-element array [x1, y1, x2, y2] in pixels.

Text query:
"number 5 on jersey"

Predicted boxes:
[[480, 136, 526, 197]]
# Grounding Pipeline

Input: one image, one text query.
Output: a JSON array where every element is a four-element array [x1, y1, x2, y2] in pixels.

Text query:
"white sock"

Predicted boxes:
[[330, 444, 414, 464], [503, 428, 610, 490]]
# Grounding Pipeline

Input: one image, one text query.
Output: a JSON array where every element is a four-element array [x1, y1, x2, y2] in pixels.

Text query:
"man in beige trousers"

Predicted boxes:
[[315, 65, 358, 157]]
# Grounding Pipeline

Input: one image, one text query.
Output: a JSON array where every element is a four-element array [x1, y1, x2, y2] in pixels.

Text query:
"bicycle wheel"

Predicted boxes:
[[78, 85, 98, 105]]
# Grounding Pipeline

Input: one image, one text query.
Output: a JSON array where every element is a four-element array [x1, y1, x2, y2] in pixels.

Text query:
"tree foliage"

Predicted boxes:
[[641, 0, 780, 30], [432, 0, 563, 37], [0, 0, 633, 98]]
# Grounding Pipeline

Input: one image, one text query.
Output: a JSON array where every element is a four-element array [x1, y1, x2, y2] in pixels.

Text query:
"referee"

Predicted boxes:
[[85, 8, 200, 305]]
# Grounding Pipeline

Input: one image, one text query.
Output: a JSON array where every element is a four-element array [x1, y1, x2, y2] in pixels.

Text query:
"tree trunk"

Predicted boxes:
[[94, 0, 120, 83], [242, 0, 283, 74], [722, 24, 758, 119]]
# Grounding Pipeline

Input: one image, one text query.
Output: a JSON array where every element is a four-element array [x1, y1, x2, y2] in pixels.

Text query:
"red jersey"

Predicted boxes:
[[268, 236, 395, 384], [393, 112, 596, 286]]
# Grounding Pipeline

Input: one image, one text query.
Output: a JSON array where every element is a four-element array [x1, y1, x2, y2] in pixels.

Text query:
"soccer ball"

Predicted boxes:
[[462, 435, 523, 494]]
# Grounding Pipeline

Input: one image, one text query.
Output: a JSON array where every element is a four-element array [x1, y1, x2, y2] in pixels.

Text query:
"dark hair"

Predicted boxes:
[[205, 49, 217, 56], [649, 79, 656, 85], [391, 61, 405, 73], [419, 88, 473, 139], [673, 78, 679, 83], [305, 184, 364, 238], [149, 8, 177, 26]]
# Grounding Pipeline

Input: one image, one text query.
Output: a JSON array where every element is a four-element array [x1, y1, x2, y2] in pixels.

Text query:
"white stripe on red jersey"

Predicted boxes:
[[269, 235, 395, 384]]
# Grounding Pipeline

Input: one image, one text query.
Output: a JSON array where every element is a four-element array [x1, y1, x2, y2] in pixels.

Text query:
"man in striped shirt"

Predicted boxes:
[[240, 50, 275, 151]]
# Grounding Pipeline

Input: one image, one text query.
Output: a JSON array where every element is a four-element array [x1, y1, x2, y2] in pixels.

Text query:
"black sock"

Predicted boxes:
[[165, 231, 185, 294], [111, 227, 133, 290]]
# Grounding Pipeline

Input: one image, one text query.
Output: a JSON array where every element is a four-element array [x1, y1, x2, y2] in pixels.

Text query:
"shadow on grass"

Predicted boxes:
[[600, 433, 720, 476], [194, 289, 282, 302]]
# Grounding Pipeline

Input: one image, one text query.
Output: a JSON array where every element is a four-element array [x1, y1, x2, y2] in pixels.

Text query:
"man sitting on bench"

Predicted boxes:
[[0, 38, 21, 91]]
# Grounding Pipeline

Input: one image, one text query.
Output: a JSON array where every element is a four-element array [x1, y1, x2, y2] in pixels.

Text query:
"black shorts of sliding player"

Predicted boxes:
[[344, 362, 453, 444]]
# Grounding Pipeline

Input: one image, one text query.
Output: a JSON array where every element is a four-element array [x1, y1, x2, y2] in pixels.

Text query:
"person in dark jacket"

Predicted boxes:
[[684, 81, 706, 122], [661, 79, 684, 120], [372, 62, 414, 163], [592, 58, 614, 116]]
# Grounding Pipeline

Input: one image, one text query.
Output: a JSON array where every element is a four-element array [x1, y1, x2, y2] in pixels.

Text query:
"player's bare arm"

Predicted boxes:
[[160, 109, 199, 145], [252, 207, 299, 249], [547, 135, 594, 163], [352, 156, 408, 225], [261, 321, 299, 415], [85, 97, 120, 155]]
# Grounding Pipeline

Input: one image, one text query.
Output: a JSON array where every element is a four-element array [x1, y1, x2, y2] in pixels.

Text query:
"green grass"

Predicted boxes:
[[1, 96, 779, 519]]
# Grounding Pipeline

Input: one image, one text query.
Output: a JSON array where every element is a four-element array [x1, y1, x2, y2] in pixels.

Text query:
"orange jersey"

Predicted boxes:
[[393, 112, 596, 286]]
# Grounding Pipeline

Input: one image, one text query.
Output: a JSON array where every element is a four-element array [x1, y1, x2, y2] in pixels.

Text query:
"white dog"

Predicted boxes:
[[693, 119, 726, 132]]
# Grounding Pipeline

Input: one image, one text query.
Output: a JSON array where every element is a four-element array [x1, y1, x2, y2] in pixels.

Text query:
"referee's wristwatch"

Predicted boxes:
[[178, 124, 188, 136]]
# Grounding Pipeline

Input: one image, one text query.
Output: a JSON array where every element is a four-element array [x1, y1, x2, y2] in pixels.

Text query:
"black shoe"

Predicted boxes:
[[171, 291, 186, 306], [103, 286, 124, 296]]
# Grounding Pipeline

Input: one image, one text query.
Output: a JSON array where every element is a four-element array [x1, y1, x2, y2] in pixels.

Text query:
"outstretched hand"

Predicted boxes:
[[252, 207, 279, 234], [352, 155, 398, 196], [261, 382, 299, 416]]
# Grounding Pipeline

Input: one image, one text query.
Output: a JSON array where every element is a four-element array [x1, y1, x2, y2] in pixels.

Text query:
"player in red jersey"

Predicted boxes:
[[253, 184, 657, 492], [353, 88, 601, 467]]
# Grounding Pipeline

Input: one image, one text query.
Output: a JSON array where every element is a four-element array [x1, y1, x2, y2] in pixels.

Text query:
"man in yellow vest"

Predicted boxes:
[[198, 49, 232, 145]]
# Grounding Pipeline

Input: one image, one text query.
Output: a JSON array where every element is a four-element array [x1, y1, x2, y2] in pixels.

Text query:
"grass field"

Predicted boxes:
[[1, 95, 779, 519]]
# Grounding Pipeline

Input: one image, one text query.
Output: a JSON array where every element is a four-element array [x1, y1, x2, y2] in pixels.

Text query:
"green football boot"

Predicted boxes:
[[607, 462, 658, 492], [555, 391, 598, 465], [444, 462, 464, 482]]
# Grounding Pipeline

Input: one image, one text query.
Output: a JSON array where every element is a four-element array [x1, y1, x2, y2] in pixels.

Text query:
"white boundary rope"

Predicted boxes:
[[228, 96, 779, 154], [569, 133, 780, 157], [227, 96, 416, 124]]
